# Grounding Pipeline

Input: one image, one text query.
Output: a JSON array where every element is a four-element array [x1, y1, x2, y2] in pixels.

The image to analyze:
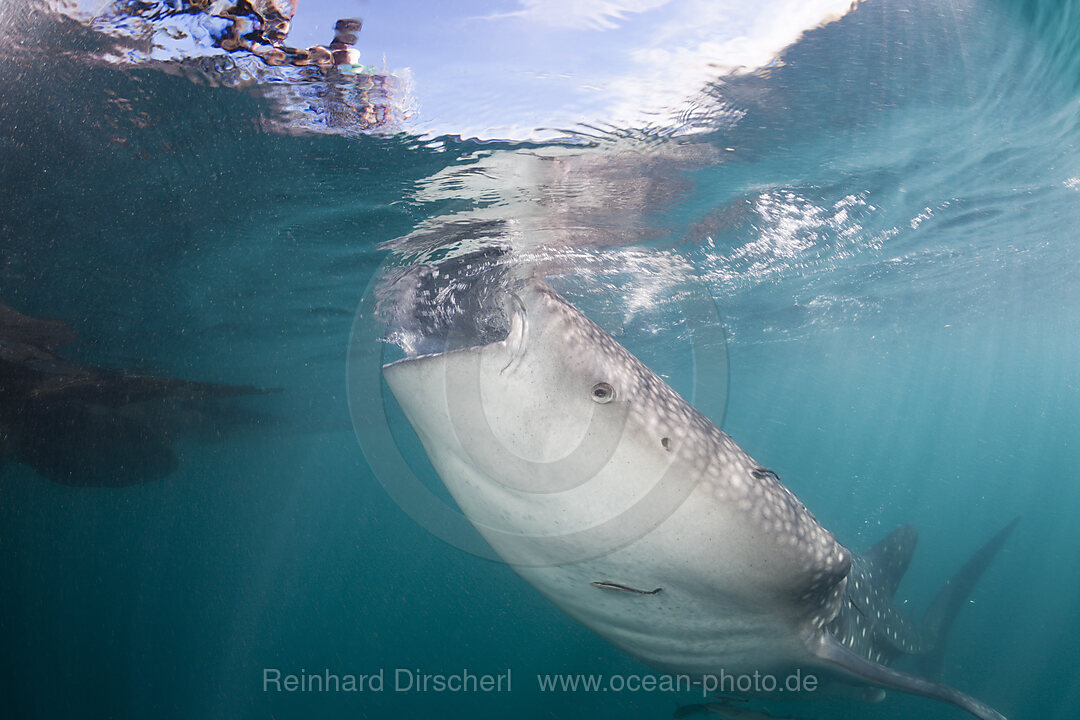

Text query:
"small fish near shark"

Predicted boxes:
[[383, 279, 1015, 720]]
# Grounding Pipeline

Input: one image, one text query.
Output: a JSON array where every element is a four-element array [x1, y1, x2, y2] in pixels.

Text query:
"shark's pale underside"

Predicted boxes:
[[383, 280, 1013, 720]]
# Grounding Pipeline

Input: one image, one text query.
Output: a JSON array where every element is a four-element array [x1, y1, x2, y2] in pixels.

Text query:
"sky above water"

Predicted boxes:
[[68, 0, 858, 140]]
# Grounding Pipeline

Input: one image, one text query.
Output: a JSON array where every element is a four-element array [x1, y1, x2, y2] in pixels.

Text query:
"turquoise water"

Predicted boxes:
[[3, 0, 1080, 718]]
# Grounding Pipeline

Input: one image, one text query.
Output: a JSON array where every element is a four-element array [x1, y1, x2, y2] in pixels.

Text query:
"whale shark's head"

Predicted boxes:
[[385, 280, 658, 477], [382, 280, 712, 564]]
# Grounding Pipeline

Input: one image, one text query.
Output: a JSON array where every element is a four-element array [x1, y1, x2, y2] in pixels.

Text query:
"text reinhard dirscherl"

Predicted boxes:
[[262, 668, 818, 697], [263, 668, 512, 694]]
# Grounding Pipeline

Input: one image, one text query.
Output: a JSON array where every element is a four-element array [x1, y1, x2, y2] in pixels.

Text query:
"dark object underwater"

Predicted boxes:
[[673, 698, 804, 719], [0, 302, 275, 486]]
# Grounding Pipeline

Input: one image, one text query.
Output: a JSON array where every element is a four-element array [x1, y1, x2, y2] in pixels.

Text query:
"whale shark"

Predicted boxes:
[[0, 301, 276, 486], [383, 280, 1013, 720]]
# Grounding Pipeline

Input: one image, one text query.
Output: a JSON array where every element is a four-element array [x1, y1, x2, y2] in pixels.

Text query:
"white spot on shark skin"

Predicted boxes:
[[383, 280, 1009, 720]]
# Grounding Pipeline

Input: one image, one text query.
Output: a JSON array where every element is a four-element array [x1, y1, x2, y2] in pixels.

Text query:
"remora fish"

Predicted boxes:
[[383, 280, 1013, 720]]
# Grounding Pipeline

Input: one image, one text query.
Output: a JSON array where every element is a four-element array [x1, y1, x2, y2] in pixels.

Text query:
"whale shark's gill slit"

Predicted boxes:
[[591, 581, 663, 595]]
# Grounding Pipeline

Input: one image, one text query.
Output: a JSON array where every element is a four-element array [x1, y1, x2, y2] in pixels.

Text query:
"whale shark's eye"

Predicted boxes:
[[591, 382, 615, 403]]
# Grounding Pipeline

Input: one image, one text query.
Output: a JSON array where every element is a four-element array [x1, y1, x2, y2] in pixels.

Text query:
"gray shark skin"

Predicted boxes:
[[383, 280, 1011, 720]]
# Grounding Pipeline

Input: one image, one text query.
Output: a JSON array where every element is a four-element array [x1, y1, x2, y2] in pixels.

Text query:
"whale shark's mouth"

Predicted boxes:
[[381, 287, 528, 371], [376, 246, 515, 358]]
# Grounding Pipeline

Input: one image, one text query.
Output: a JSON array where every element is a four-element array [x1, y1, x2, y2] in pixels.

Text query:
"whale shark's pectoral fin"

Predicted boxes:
[[807, 633, 1006, 720]]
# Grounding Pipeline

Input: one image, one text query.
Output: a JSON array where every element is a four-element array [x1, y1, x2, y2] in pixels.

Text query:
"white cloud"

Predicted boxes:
[[482, 0, 673, 31], [466, 0, 859, 139], [601, 0, 859, 131]]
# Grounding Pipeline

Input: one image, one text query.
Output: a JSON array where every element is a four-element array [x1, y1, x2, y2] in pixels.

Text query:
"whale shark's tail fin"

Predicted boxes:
[[919, 516, 1021, 679], [809, 518, 1018, 720]]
